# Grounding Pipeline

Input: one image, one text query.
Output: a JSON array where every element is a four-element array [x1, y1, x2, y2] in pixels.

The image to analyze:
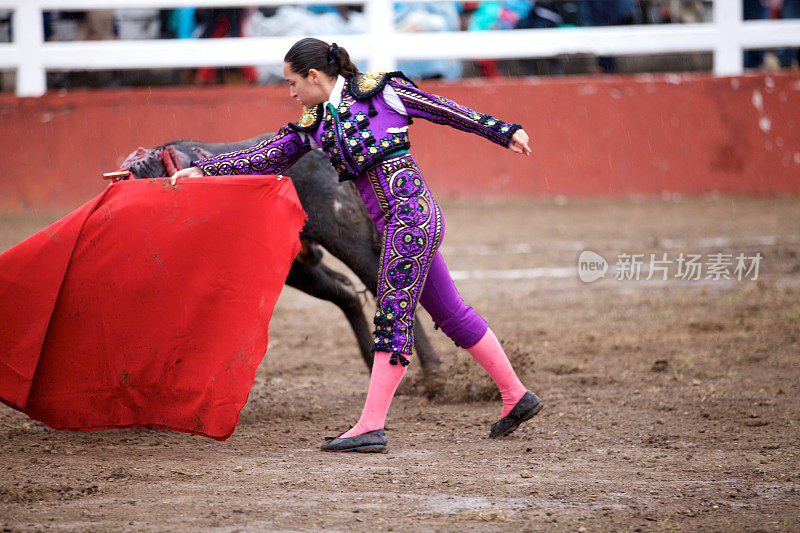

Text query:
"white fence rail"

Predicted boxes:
[[1, 0, 799, 97]]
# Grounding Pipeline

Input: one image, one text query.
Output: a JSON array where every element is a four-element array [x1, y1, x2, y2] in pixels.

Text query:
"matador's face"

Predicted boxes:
[[282, 62, 332, 109]]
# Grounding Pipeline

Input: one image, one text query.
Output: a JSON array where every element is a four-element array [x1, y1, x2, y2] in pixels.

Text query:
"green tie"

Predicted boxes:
[[326, 102, 337, 119]]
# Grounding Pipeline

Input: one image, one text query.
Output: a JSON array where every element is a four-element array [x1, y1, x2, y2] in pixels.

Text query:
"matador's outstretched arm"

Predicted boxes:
[[386, 76, 522, 149], [193, 125, 310, 176]]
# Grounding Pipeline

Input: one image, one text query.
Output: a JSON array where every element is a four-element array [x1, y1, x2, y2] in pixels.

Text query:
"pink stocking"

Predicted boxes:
[[467, 327, 528, 418], [339, 351, 408, 438]]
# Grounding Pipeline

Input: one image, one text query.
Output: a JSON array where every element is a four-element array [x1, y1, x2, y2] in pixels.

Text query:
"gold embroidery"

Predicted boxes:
[[357, 72, 385, 93], [367, 166, 390, 215], [296, 106, 318, 128]]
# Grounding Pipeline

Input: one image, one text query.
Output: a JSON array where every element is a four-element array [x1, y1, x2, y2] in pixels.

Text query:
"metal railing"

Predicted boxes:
[[1, 0, 799, 97]]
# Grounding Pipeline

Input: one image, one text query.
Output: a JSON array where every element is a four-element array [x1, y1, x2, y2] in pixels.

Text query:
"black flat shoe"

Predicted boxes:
[[320, 428, 388, 453], [490, 391, 543, 438]]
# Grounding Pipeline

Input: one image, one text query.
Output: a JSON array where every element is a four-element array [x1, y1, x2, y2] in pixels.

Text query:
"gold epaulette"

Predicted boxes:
[[288, 103, 323, 132], [346, 71, 417, 101]]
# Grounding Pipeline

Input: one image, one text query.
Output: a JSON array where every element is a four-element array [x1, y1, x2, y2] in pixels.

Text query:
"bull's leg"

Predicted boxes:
[[412, 322, 441, 372], [284, 259, 375, 370]]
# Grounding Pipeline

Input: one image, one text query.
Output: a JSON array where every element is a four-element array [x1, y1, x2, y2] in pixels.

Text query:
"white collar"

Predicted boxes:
[[323, 75, 347, 113]]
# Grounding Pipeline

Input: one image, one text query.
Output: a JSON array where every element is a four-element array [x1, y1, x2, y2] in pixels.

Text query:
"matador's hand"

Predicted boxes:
[[170, 165, 204, 186], [509, 129, 532, 156]]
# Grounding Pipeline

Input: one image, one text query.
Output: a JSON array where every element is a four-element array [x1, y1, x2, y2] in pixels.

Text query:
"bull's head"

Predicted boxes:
[[112, 144, 212, 180]]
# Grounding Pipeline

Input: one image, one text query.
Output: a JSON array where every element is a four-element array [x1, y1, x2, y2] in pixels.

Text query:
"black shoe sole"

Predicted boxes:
[[490, 401, 543, 438], [320, 428, 387, 452], [321, 444, 387, 453]]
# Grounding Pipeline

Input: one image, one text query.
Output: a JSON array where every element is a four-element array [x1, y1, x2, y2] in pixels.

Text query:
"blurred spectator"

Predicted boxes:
[[244, 6, 365, 83], [744, 0, 769, 68], [644, 1, 712, 23], [744, 0, 799, 69], [246, 5, 363, 38], [46, 10, 116, 41], [515, 2, 562, 29], [71, 10, 116, 41], [775, 0, 800, 68], [667, 1, 712, 23], [195, 9, 257, 84], [514, 2, 568, 76], [395, 2, 463, 79], [46, 11, 119, 89], [165, 8, 197, 39], [114, 9, 158, 40], [307, 4, 363, 19], [196, 8, 244, 39], [576, 0, 637, 27], [577, 0, 637, 72], [0, 10, 10, 92], [467, 1, 531, 77], [0, 10, 11, 42], [468, 0, 531, 29]]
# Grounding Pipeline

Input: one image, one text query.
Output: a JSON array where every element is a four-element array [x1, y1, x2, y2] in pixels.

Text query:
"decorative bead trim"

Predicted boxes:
[[388, 81, 522, 148], [194, 126, 303, 176]]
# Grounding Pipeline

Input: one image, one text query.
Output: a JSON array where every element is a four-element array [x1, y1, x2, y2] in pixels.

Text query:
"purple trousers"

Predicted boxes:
[[354, 153, 488, 364]]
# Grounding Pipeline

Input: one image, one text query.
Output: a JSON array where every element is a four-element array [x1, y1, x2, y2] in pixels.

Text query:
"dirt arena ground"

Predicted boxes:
[[1, 194, 799, 532]]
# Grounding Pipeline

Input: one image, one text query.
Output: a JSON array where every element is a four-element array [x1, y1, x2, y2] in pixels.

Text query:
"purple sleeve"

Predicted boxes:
[[387, 77, 522, 148], [192, 125, 309, 176]]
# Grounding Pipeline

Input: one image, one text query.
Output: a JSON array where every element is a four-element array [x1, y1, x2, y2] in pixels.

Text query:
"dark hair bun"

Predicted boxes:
[[328, 43, 340, 65], [285, 38, 360, 78]]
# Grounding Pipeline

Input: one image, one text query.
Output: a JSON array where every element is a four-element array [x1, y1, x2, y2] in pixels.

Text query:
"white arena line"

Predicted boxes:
[[450, 267, 576, 281], [440, 234, 800, 256], [449, 267, 786, 283]]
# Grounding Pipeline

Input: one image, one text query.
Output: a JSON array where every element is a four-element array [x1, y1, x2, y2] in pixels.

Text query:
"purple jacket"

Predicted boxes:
[[193, 72, 522, 181]]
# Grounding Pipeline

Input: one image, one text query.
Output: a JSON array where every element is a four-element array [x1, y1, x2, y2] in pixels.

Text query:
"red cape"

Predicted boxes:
[[0, 176, 306, 440]]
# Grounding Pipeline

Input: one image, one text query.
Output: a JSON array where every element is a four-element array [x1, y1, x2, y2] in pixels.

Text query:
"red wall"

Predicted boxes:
[[0, 72, 798, 210]]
